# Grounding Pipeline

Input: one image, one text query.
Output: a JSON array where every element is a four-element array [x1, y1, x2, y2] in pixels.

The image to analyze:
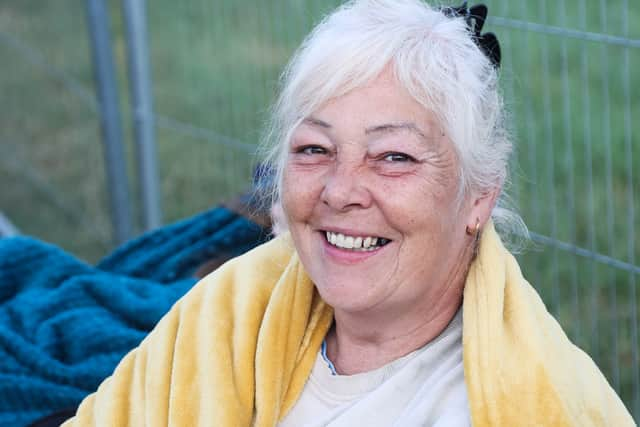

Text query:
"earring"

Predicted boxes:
[[465, 218, 480, 236]]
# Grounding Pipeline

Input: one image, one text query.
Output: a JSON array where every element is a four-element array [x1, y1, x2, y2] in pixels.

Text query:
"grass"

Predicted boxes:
[[1, 0, 639, 418]]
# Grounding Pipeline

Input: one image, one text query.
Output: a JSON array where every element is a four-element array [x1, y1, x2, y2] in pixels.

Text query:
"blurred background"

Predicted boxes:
[[1, 0, 638, 420]]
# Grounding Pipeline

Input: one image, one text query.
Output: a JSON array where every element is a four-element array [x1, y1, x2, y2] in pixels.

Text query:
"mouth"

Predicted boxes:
[[323, 230, 391, 252]]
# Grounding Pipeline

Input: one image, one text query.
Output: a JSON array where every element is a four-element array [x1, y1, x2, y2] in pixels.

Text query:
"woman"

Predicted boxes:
[[64, 1, 633, 425]]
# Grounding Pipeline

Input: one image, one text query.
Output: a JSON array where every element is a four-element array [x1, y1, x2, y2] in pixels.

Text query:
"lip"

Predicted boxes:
[[318, 230, 389, 264]]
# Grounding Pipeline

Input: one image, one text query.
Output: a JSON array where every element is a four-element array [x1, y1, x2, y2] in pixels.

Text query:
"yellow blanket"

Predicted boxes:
[[63, 224, 634, 426]]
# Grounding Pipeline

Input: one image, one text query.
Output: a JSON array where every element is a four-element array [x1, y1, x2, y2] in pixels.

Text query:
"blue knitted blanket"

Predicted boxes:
[[0, 206, 270, 427]]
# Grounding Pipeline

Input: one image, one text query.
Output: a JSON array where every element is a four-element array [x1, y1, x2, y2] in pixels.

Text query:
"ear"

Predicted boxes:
[[466, 186, 500, 230]]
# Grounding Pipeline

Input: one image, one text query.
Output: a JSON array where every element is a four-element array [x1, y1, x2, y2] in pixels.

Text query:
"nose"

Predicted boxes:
[[320, 161, 372, 212]]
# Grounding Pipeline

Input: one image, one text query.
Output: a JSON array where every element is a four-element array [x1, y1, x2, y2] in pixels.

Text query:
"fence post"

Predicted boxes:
[[85, 0, 133, 244], [122, 0, 163, 230]]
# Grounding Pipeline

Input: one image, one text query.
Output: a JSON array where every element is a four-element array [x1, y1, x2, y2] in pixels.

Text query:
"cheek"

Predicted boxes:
[[415, 166, 461, 214], [377, 175, 460, 234], [281, 166, 323, 222]]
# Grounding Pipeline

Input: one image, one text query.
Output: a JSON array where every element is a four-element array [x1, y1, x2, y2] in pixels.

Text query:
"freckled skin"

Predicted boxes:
[[281, 69, 497, 373]]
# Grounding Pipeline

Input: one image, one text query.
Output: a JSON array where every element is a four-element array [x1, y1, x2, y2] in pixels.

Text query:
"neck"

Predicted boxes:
[[325, 290, 463, 375]]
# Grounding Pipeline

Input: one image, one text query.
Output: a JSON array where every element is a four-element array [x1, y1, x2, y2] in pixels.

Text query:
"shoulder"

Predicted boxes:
[[179, 234, 298, 317]]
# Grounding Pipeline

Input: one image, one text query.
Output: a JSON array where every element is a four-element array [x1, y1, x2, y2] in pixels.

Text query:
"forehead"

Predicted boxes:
[[302, 69, 442, 139]]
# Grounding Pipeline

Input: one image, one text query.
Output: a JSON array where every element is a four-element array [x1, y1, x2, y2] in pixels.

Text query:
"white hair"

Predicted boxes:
[[260, 0, 527, 246]]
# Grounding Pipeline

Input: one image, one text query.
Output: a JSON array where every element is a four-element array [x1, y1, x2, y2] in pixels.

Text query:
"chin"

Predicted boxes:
[[313, 280, 377, 313]]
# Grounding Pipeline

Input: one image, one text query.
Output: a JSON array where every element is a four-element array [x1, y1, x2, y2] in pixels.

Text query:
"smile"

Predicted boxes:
[[324, 231, 391, 251]]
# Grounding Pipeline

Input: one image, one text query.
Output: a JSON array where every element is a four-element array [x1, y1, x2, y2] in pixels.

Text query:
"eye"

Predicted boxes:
[[297, 145, 327, 156], [381, 152, 415, 162]]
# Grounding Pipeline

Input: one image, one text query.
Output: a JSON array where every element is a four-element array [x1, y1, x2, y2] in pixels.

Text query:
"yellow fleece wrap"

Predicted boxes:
[[463, 224, 634, 426], [63, 224, 634, 426]]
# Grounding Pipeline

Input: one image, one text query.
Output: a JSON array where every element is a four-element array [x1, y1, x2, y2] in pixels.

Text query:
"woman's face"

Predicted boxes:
[[282, 69, 482, 315]]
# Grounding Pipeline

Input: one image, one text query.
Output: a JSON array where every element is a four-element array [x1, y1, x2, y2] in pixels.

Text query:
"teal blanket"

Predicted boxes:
[[0, 206, 269, 426]]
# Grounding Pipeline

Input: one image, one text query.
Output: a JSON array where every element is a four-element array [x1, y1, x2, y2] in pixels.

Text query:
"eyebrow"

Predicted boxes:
[[364, 122, 429, 141], [302, 117, 435, 143], [303, 117, 332, 128]]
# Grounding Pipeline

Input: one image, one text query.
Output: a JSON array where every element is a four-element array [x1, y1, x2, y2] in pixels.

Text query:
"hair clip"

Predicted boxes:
[[441, 2, 501, 69]]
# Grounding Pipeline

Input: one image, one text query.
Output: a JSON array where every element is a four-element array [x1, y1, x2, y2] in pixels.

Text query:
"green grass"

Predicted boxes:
[[1, 0, 639, 418]]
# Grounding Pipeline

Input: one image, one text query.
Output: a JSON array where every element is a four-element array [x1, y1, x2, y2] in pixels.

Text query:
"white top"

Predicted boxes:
[[278, 310, 470, 427]]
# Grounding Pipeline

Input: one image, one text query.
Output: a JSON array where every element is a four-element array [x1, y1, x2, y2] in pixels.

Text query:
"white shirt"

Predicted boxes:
[[278, 310, 470, 427]]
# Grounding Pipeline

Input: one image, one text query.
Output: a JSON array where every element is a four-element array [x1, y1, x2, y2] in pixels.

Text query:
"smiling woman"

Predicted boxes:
[[62, 1, 633, 426]]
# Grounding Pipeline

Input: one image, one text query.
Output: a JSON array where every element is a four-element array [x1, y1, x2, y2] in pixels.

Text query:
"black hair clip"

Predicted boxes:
[[441, 2, 501, 69]]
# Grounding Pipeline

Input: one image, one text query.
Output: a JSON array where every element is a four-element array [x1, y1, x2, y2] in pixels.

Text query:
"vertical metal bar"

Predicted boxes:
[[558, 0, 580, 343], [231, 3, 250, 194], [220, 2, 239, 147], [598, 0, 619, 392], [518, 0, 541, 290], [539, 0, 559, 316], [578, 0, 598, 361], [499, 0, 520, 209], [85, 0, 133, 244], [258, 0, 272, 113], [176, 0, 193, 163], [621, 0, 639, 418], [122, 0, 163, 230], [204, 0, 226, 199]]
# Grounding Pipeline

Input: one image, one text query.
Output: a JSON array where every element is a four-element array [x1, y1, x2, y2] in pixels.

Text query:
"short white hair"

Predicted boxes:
[[260, 0, 527, 244]]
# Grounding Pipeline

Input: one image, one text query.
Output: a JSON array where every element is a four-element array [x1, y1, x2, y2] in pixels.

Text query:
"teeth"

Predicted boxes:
[[344, 236, 354, 249], [324, 231, 389, 251]]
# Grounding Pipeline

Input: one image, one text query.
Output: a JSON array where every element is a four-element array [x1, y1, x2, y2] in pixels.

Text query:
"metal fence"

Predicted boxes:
[[0, 0, 638, 420]]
